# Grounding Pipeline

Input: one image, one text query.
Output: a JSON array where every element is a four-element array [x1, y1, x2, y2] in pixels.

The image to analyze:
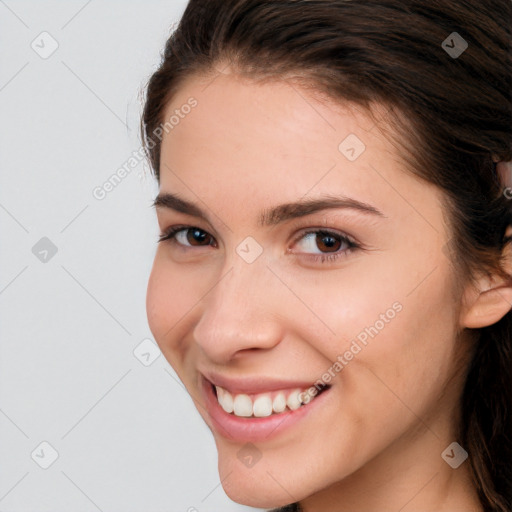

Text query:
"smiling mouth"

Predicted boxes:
[[211, 381, 331, 418]]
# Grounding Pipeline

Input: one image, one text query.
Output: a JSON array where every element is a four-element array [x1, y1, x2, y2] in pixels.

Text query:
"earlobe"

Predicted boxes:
[[461, 226, 512, 329]]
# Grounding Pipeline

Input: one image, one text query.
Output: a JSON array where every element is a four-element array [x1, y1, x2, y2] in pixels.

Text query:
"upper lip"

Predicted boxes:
[[201, 369, 320, 394]]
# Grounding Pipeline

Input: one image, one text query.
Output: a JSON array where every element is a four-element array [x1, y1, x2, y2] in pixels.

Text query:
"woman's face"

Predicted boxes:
[[146, 71, 470, 508]]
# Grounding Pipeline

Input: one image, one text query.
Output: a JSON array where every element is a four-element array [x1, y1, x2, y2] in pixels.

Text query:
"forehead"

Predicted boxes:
[[162, 74, 384, 180], [163, 72, 377, 148], [157, 72, 442, 234]]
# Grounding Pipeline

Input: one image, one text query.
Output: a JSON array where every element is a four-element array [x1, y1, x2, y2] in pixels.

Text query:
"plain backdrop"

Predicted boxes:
[[0, 1, 262, 511]]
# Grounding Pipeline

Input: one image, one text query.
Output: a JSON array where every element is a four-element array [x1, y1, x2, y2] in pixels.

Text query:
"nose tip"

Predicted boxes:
[[192, 265, 284, 363], [193, 302, 284, 363]]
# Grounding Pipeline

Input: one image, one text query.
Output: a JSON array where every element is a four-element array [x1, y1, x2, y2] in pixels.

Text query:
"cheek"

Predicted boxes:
[[281, 255, 411, 363], [296, 239, 455, 361], [146, 260, 170, 342], [377, 274, 460, 399], [335, 262, 459, 440], [292, 248, 459, 419], [145, 255, 200, 353]]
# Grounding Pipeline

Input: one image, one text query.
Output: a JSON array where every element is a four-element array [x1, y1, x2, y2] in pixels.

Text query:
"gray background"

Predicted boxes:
[[0, 1, 261, 510]]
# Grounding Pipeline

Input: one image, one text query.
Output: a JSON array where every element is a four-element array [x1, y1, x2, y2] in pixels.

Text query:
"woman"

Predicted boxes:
[[141, 1, 512, 510]]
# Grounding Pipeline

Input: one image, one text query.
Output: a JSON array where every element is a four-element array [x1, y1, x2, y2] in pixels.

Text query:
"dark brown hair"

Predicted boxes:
[[141, 1, 512, 510]]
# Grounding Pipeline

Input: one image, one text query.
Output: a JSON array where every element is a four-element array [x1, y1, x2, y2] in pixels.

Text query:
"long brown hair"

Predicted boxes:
[[141, 1, 512, 510]]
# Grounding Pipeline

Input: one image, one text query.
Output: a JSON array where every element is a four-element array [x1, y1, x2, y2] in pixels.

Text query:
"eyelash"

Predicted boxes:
[[157, 225, 360, 265]]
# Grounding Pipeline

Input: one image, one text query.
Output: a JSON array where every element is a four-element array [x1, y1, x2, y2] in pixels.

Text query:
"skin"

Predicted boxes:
[[146, 68, 512, 511]]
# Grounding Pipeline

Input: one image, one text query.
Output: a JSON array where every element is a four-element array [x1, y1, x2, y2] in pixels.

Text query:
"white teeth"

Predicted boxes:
[[216, 386, 233, 413], [272, 393, 287, 413], [215, 384, 324, 417], [233, 394, 253, 417], [253, 395, 273, 417], [286, 389, 302, 410]]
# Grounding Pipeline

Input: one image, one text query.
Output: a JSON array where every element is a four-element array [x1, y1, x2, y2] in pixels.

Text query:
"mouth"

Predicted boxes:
[[200, 373, 332, 442], [212, 381, 330, 418]]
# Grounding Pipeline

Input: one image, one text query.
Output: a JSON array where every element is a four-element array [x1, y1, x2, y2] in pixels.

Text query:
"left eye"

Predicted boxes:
[[293, 229, 352, 254]]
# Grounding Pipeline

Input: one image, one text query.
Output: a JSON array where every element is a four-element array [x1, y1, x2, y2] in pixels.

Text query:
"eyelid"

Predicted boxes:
[[156, 212, 216, 235], [286, 218, 361, 247], [158, 222, 358, 244]]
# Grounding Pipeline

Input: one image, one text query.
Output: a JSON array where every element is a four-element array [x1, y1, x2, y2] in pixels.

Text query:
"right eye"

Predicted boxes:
[[158, 225, 217, 248]]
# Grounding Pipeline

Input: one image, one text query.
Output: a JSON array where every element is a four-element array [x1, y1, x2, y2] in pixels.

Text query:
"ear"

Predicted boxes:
[[460, 226, 512, 329]]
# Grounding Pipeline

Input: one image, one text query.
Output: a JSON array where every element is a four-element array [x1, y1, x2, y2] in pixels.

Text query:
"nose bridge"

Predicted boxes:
[[193, 255, 282, 362]]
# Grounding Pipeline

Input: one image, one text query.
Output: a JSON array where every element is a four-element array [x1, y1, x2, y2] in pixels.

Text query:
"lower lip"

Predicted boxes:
[[201, 376, 331, 443]]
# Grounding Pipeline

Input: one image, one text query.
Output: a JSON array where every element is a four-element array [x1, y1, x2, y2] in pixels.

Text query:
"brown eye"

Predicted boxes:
[[294, 230, 350, 254], [158, 226, 216, 247], [184, 228, 213, 246], [289, 228, 360, 265], [315, 233, 342, 253]]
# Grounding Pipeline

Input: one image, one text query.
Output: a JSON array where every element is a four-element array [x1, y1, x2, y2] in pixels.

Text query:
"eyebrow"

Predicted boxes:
[[152, 192, 385, 227]]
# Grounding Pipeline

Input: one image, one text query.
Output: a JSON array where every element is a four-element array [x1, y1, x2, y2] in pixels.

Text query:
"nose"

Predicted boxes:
[[193, 259, 284, 364]]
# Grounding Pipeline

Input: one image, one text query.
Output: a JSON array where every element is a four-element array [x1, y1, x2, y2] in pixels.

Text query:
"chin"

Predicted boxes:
[[215, 442, 316, 509], [220, 468, 296, 509]]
